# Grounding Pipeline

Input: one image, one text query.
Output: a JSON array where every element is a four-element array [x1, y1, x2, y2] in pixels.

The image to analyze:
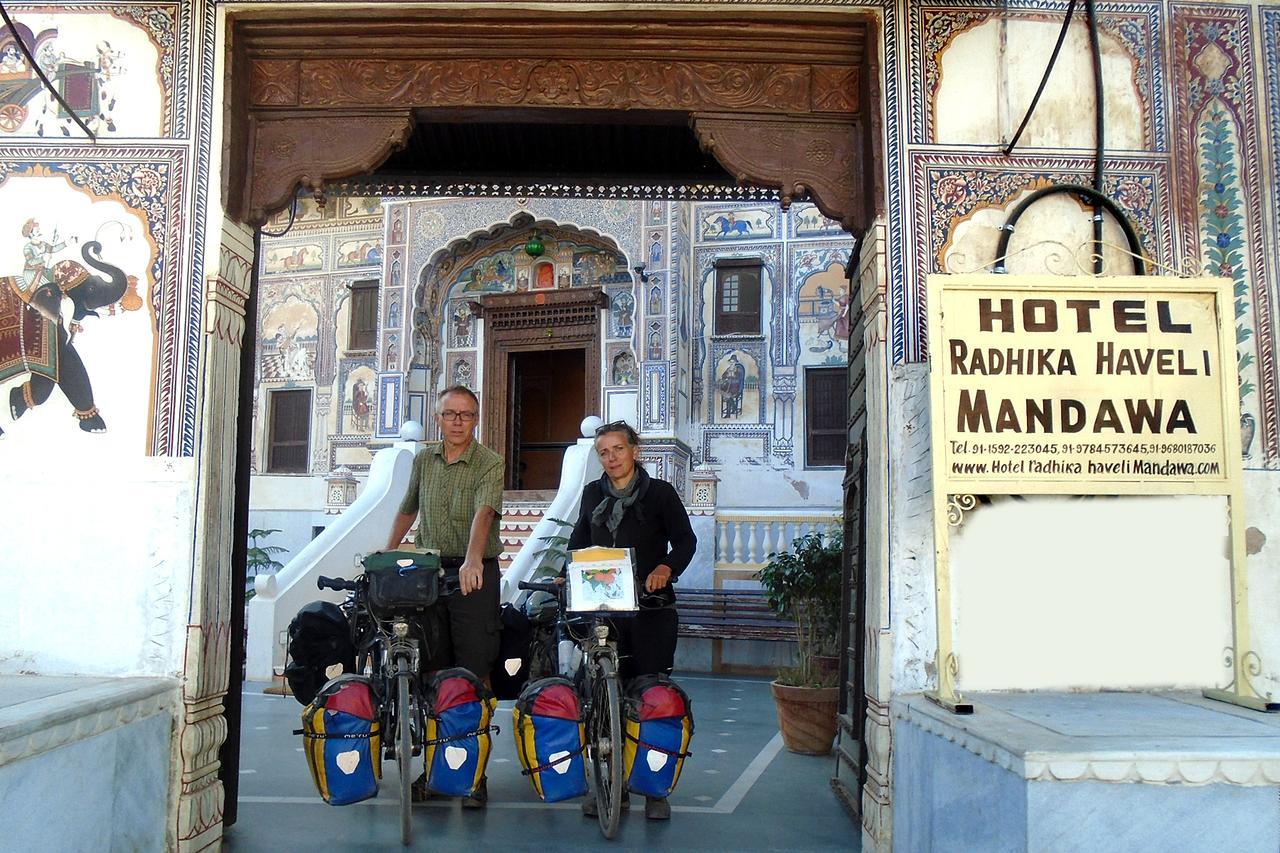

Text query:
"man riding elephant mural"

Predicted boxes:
[[0, 219, 142, 436]]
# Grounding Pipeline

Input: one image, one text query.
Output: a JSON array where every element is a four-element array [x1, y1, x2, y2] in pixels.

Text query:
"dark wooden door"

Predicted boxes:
[[508, 348, 586, 489]]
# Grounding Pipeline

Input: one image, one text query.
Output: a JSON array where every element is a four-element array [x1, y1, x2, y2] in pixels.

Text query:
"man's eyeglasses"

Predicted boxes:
[[439, 410, 478, 422]]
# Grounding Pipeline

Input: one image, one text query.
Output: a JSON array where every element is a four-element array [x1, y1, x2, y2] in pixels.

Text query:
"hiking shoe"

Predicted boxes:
[[462, 776, 488, 809], [411, 773, 447, 803], [644, 796, 671, 820], [581, 790, 630, 817]]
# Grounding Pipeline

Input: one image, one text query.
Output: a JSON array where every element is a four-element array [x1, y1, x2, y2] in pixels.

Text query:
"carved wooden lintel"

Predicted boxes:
[[241, 111, 413, 224], [691, 113, 864, 231]]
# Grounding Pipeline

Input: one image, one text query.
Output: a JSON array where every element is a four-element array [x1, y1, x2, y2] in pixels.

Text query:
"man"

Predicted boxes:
[[386, 384, 503, 808], [20, 219, 65, 323]]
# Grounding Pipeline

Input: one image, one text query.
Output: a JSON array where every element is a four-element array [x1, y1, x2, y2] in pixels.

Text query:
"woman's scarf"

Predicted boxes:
[[590, 465, 649, 536]]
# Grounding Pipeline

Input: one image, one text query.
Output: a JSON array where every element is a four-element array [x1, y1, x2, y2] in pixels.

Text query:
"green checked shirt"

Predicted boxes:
[[398, 439, 505, 558]]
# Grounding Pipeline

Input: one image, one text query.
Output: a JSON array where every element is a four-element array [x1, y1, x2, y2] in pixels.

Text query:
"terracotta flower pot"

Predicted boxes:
[[770, 680, 839, 755]]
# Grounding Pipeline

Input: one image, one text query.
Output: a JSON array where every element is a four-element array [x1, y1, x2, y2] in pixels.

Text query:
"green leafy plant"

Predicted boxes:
[[758, 530, 843, 688], [247, 527, 287, 578], [530, 517, 573, 578]]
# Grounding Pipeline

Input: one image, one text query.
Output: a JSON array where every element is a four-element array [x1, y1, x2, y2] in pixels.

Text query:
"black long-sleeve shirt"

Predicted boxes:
[[567, 475, 697, 608]]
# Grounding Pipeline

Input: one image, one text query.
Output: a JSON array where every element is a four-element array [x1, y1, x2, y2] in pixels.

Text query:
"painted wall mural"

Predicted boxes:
[[914, 4, 1162, 150], [711, 347, 762, 424], [697, 205, 777, 241], [261, 296, 318, 382], [340, 362, 376, 435], [793, 246, 853, 364], [0, 6, 181, 139], [790, 202, 846, 238], [608, 288, 634, 340], [0, 157, 176, 454], [263, 243, 322, 275], [336, 237, 382, 268]]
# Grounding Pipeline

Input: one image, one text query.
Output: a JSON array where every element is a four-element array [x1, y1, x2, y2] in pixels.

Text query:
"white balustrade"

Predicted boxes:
[[712, 511, 842, 569]]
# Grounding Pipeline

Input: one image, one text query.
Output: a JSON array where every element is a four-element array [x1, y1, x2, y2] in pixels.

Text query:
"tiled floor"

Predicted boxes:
[[223, 674, 859, 851]]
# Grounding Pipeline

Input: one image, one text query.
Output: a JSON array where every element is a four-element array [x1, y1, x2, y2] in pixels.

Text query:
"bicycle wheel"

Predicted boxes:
[[590, 655, 625, 839], [395, 658, 413, 846]]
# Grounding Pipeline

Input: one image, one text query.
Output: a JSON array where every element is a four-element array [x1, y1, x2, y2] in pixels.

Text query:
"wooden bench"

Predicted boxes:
[[675, 588, 795, 643]]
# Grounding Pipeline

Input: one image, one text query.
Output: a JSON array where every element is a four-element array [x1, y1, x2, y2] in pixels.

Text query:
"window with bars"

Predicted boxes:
[[714, 259, 762, 336], [348, 280, 379, 351], [805, 367, 847, 467], [267, 389, 311, 473]]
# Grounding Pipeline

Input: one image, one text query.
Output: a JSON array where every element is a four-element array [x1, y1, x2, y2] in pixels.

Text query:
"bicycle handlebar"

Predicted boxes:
[[317, 575, 358, 592], [518, 579, 561, 596]]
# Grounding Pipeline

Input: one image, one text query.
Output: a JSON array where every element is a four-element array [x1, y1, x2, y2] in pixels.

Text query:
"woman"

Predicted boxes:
[[568, 420, 696, 821]]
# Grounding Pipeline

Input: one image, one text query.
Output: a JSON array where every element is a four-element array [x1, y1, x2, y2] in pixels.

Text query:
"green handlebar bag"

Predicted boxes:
[[361, 549, 442, 615]]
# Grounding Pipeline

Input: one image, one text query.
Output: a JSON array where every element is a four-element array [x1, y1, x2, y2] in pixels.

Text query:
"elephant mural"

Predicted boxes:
[[0, 239, 141, 436]]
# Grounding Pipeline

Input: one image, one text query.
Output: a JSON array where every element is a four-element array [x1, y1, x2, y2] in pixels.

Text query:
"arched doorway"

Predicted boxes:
[[188, 6, 882, 847]]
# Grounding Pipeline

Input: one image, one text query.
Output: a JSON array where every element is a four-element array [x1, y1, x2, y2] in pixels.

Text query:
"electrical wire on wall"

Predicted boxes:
[[1001, 0, 1127, 274]]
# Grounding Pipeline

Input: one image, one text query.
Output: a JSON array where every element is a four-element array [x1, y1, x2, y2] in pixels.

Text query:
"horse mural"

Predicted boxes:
[[0, 239, 141, 435], [715, 215, 752, 237]]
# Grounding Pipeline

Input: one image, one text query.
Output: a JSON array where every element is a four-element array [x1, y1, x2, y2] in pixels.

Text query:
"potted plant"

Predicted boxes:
[[758, 530, 843, 755]]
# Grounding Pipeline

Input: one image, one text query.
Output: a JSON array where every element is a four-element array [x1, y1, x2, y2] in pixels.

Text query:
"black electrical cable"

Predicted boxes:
[[0, 1, 96, 142], [259, 195, 299, 238], [1004, 0, 1077, 156], [993, 184, 1145, 275], [1084, 0, 1106, 273]]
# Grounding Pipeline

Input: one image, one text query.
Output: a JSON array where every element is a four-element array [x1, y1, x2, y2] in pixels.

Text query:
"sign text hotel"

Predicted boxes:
[[929, 275, 1236, 492]]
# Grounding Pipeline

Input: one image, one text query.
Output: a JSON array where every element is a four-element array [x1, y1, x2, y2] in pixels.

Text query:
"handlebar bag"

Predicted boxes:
[[512, 677, 588, 802], [422, 667, 499, 797], [298, 674, 382, 805], [622, 674, 694, 798], [362, 549, 442, 616], [284, 600, 356, 706]]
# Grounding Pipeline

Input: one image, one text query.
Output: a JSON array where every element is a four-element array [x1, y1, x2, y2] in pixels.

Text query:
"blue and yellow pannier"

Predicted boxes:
[[422, 667, 498, 797], [512, 677, 589, 802], [298, 675, 382, 805], [622, 674, 693, 798]]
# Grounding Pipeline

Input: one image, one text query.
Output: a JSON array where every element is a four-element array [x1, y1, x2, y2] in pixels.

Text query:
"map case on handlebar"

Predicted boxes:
[[362, 548, 442, 614], [565, 547, 639, 613]]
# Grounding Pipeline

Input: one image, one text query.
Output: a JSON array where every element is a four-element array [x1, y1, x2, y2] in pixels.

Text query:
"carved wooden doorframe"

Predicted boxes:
[[478, 288, 607, 476], [223, 8, 881, 230]]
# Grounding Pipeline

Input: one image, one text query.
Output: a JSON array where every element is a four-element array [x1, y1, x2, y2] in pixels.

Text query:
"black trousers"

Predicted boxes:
[[422, 557, 501, 679], [609, 607, 678, 683]]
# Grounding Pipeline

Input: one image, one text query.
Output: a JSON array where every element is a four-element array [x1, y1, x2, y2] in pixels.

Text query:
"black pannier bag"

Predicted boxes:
[[284, 601, 356, 706], [361, 549, 443, 616], [489, 602, 534, 701]]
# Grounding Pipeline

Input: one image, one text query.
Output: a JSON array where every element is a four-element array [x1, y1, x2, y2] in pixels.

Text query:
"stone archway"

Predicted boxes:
[[183, 6, 883, 849]]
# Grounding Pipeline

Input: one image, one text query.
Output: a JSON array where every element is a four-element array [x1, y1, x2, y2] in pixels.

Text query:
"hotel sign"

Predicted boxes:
[[928, 275, 1239, 495]]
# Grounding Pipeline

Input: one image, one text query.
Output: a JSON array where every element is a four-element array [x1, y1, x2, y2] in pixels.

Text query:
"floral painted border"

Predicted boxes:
[[1172, 4, 1275, 463]]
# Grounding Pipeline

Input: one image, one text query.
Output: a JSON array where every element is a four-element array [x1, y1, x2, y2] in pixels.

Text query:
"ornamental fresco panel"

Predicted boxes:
[[910, 152, 1173, 355], [263, 242, 323, 275], [911, 2, 1165, 151], [260, 292, 319, 382], [0, 172, 155, 450], [695, 204, 778, 242], [1172, 3, 1275, 464], [0, 4, 184, 139], [0, 149, 182, 455], [791, 244, 854, 365]]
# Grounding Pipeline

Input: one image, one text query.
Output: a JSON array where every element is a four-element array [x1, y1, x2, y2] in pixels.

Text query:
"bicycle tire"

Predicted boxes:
[[590, 655, 625, 839], [396, 659, 413, 846]]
